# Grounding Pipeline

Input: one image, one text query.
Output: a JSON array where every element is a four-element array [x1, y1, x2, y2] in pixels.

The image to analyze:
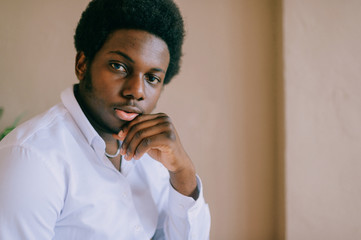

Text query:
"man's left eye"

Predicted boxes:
[[145, 75, 161, 84]]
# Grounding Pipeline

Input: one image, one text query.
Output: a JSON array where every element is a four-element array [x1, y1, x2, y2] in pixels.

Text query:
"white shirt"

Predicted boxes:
[[0, 86, 211, 240]]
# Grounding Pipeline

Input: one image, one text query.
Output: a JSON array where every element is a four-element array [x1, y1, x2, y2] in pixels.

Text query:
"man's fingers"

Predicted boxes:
[[121, 122, 173, 160], [133, 132, 174, 161], [122, 113, 168, 133], [113, 114, 166, 142], [133, 134, 163, 160], [120, 114, 172, 157]]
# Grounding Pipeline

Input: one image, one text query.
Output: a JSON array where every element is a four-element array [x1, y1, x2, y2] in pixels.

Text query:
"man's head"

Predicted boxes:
[[73, 0, 185, 135], [74, 0, 185, 85]]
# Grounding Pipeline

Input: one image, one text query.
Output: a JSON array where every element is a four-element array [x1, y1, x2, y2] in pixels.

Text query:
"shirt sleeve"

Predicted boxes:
[[0, 145, 65, 240], [161, 175, 211, 240]]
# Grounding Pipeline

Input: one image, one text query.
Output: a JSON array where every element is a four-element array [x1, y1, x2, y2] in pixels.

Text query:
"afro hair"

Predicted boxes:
[[74, 0, 185, 84]]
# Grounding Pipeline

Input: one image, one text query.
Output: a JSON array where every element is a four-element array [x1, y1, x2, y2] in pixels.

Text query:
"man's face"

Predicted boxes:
[[76, 29, 170, 134]]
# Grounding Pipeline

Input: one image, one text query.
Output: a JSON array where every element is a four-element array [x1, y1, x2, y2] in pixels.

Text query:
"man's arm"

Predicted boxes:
[[163, 175, 211, 240], [0, 145, 64, 239], [115, 113, 211, 239]]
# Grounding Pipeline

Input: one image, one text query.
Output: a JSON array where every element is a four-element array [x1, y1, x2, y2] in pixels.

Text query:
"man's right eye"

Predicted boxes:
[[110, 63, 127, 73]]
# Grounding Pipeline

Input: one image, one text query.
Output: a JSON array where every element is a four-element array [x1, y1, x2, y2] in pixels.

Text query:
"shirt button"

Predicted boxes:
[[134, 224, 142, 232], [178, 203, 185, 209], [122, 191, 128, 198]]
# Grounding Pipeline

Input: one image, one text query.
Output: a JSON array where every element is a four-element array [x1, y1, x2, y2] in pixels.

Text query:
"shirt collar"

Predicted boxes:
[[60, 85, 104, 151], [60, 84, 136, 173]]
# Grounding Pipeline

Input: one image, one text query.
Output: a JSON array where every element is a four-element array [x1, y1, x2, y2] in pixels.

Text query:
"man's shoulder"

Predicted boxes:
[[0, 103, 76, 151]]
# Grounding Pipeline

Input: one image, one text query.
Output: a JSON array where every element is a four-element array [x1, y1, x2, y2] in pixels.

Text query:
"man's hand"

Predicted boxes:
[[113, 113, 198, 198]]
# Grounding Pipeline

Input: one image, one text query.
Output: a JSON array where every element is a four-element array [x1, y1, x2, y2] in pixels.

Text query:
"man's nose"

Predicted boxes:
[[121, 74, 145, 101]]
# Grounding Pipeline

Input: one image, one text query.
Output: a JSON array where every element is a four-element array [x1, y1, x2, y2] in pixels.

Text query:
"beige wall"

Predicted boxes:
[[284, 0, 361, 239], [161, 1, 278, 239], [0, 0, 89, 129], [0, 0, 279, 239]]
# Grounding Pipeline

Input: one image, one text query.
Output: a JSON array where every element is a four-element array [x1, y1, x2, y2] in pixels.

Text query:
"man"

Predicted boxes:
[[0, 0, 211, 239]]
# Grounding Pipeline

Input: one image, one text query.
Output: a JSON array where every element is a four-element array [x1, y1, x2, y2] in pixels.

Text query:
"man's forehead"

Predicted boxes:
[[101, 30, 169, 59]]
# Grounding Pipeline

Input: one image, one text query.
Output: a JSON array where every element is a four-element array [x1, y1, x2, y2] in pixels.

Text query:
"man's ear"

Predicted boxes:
[[75, 51, 88, 81]]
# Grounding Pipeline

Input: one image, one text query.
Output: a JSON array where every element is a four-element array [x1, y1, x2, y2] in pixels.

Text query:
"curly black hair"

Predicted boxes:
[[74, 0, 185, 84]]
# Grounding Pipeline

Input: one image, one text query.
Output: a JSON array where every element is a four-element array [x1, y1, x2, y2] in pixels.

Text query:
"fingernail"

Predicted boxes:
[[112, 133, 121, 140], [120, 131, 127, 141], [118, 130, 124, 136]]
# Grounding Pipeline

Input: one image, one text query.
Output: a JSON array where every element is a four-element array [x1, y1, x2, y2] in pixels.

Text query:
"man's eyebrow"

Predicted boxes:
[[108, 50, 134, 63], [151, 67, 166, 73]]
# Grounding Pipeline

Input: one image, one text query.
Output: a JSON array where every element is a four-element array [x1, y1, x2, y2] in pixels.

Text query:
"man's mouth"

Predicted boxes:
[[114, 109, 140, 121]]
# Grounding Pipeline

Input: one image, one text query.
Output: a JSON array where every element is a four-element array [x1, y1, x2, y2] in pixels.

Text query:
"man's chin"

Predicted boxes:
[[108, 120, 128, 134]]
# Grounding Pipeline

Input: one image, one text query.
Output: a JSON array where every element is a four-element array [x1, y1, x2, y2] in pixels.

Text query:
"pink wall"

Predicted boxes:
[[284, 0, 361, 239]]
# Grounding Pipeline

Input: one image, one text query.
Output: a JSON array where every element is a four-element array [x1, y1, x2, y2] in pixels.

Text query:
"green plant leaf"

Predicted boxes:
[[0, 126, 16, 140], [0, 109, 23, 141]]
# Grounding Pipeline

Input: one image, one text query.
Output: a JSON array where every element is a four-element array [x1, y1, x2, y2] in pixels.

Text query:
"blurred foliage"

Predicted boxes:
[[0, 108, 22, 141]]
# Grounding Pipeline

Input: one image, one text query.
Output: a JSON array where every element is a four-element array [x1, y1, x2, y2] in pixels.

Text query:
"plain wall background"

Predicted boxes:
[[284, 0, 361, 239], [160, 1, 279, 239]]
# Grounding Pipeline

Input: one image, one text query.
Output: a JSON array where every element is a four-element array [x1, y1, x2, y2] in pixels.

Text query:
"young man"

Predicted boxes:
[[0, 0, 211, 239]]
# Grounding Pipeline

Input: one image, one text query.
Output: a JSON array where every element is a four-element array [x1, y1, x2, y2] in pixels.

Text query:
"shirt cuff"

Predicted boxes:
[[168, 175, 206, 219]]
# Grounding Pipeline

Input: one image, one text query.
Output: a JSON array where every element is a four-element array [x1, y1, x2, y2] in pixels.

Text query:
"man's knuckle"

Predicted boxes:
[[165, 131, 176, 141], [162, 121, 172, 128], [134, 130, 144, 139], [158, 114, 171, 122], [142, 137, 152, 147]]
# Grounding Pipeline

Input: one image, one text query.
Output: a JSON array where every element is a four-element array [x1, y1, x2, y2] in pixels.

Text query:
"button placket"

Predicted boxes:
[[122, 191, 128, 199], [134, 224, 142, 232]]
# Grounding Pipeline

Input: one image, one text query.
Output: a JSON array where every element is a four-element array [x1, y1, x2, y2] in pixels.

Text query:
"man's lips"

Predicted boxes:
[[114, 108, 140, 121]]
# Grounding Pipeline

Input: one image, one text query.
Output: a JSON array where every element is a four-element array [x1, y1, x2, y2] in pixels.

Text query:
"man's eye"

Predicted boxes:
[[145, 75, 161, 85], [110, 63, 127, 73]]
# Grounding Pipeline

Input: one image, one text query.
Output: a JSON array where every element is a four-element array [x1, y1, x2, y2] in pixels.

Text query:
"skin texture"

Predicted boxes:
[[74, 29, 197, 198]]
